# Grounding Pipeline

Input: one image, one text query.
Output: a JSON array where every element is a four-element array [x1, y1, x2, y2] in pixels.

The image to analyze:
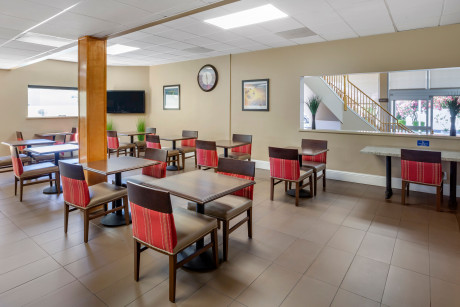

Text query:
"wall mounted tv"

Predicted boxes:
[[107, 90, 145, 113]]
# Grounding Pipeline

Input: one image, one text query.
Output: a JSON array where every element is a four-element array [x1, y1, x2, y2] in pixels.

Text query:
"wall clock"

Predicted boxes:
[[197, 64, 218, 92]]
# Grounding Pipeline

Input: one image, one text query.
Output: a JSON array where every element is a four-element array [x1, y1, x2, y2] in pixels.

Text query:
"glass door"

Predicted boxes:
[[393, 99, 430, 134], [432, 96, 460, 135]]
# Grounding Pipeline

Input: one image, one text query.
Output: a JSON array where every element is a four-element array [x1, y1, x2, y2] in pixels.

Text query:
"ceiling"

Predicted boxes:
[[0, 0, 459, 69]]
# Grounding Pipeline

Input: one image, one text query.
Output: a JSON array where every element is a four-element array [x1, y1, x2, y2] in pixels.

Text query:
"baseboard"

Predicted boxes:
[[253, 159, 460, 196]]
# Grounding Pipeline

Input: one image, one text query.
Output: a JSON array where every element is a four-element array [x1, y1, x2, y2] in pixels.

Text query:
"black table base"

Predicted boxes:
[[286, 189, 311, 198], [101, 172, 131, 227], [43, 185, 62, 194], [385, 156, 393, 199], [179, 246, 219, 272], [449, 161, 458, 210]]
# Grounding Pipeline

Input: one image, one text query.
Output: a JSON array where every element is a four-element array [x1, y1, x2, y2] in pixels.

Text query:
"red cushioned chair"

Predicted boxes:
[[128, 182, 218, 302], [126, 148, 168, 185], [401, 149, 444, 211], [135, 127, 156, 155], [107, 130, 137, 158], [228, 134, 252, 161], [269, 147, 314, 206], [177, 130, 198, 167], [301, 139, 327, 196], [69, 127, 78, 143], [16, 131, 26, 153], [145, 134, 182, 169], [188, 158, 255, 261], [10, 146, 59, 202], [196, 140, 218, 170], [59, 161, 129, 243]]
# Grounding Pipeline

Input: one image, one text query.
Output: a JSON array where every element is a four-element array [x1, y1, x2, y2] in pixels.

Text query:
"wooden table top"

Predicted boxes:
[[285, 146, 329, 156], [25, 144, 79, 155], [2, 139, 56, 147], [361, 146, 460, 162], [215, 140, 250, 149], [81, 156, 159, 176], [141, 170, 255, 204], [118, 131, 148, 136], [161, 136, 197, 141], [35, 132, 73, 137]]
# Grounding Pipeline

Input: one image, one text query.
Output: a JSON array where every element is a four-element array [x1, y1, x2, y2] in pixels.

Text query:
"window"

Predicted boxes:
[[28, 85, 78, 118]]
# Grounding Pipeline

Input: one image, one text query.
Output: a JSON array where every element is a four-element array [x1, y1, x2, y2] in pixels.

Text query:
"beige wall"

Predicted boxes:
[[0, 60, 150, 156]]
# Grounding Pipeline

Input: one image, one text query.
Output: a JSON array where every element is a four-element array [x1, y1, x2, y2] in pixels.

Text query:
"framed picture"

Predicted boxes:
[[163, 85, 180, 110], [242, 79, 269, 111]]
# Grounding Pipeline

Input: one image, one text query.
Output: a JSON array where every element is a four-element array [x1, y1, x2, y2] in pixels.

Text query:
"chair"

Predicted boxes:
[[128, 182, 218, 302], [10, 146, 60, 202], [269, 147, 314, 206], [196, 140, 218, 170], [107, 130, 137, 158], [135, 127, 156, 155], [188, 158, 255, 261], [401, 149, 444, 211], [301, 139, 327, 196], [69, 127, 78, 143], [177, 130, 198, 167], [126, 148, 168, 185], [16, 131, 26, 153], [145, 134, 182, 169], [226, 134, 253, 161], [59, 161, 129, 243]]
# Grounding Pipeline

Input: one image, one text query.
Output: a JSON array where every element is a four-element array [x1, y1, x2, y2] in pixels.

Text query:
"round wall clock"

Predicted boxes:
[[197, 64, 218, 92]]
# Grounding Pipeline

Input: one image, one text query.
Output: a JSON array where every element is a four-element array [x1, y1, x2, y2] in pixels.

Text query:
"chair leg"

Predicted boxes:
[[211, 228, 219, 267], [48, 173, 53, 187], [64, 204, 69, 233], [14, 177, 17, 196], [134, 240, 141, 281], [406, 183, 410, 196], [123, 196, 130, 225], [323, 169, 326, 191], [436, 186, 441, 211], [313, 172, 317, 196], [401, 180, 406, 206], [55, 172, 61, 194], [270, 178, 274, 200], [169, 255, 177, 303], [117, 150, 120, 157], [182, 152, 186, 169], [309, 176, 313, 196], [222, 220, 229, 262], [194, 153, 197, 167], [284, 181, 288, 192], [19, 179, 23, 202], [247, 208, 253, 238], [295, 182, 300, 206], [84, 210, 89, 243]]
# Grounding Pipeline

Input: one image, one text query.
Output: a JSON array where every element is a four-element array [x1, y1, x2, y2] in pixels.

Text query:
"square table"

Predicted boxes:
[[160, 135, 197, 171], [24, 144, 79, 194], [2, 139, 55, 148], [35, 132, 73, 142], [215, 140, 250, 157], [81, 156, 159, 226], [285, 146, 329, 198], [140, 170, 255, 270]]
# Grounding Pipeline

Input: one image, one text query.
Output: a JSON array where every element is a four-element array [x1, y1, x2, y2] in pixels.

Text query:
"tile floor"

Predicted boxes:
[[0, 159, 459, 307]]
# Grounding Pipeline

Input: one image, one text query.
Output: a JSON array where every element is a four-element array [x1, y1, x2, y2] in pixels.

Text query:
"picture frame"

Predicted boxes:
[[163, 85, 180, 110], [242, 79, 269, 111]]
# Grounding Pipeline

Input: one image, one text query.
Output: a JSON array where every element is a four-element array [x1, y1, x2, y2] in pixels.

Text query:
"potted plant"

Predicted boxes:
[[136, 118, 146, 141], [442, 96, 460, 136], [306, 95, 321, 130], [107, 119, 114, 131]]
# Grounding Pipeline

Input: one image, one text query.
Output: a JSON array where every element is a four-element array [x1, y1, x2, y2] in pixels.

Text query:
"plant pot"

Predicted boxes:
[[312, 114, 316, 130], [450, 116, 456, 136], [413, 121, 419, 126], [137, 135, 145, 141]]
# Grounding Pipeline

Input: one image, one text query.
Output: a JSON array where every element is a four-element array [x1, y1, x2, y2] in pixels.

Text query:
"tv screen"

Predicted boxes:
[[107, 90, 145, 113]]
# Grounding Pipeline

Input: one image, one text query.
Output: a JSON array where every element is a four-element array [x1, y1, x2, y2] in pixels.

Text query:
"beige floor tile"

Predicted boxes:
[[382, 266, 430, 307], [357, 233, 395, 264], [400, 206, 430, 225], [274, 239, 322, 274], [368, 216, 400, 238], [281, 276, 337, 307], [429, 227, 460, 254], [237, 264, 302, 307], [320, 206, 351, 225], [430, 277, 460, 307], [180, 285, 233, 307], [342, 212, 373, 231], [429, 211, 459, 232], [430, 251, 460, 285], [397, 220, 429, 245], [331, 289, 380, 307], [0, 238, 48, 275], [391, 239, 429, 275], [341, 256, 389, 302], [299, 219, 339, 245], [327, 226, 365, 253], [306, 247, 354, 286], [375, 203, 403, 220]]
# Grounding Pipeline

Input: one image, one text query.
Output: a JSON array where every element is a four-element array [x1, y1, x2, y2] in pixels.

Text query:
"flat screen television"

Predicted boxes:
[[107, 90, 145, 113]]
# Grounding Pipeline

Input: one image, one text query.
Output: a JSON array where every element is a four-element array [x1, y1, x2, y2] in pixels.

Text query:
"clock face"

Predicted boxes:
[[198, 65, 218, 92]]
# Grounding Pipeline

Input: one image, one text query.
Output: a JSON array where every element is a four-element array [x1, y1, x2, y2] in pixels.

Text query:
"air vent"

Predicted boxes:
[[276, 27, 316, 39], [183, 47, 214, 53]]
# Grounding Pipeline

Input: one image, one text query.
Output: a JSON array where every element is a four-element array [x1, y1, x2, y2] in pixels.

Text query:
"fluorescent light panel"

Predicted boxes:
[[16, 32, 75, 47], [107, 44, 139, 55], [204, 4, 288, 29]]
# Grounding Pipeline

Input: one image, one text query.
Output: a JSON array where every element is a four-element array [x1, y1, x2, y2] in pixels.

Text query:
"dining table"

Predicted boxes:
[[35, 132, 73, 142], [2, 139, 55, 148], [285, 146, 329, 198], [160, 135, 197, 171], [361, 146, 460, 210], [138, 170, 255, 271], [81, 156, 159, 226], [215, 140, 250, 157], [24, 144, 79, 194]]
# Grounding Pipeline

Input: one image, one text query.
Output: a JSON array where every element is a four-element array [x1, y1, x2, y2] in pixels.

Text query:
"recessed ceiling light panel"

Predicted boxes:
[[16, 32, 75, 48], [204, 4, 288, 29], [107, 44, 139, 55]]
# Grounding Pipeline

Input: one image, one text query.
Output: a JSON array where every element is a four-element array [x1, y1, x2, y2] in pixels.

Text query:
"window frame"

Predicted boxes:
[[27, 85, 79, 119]]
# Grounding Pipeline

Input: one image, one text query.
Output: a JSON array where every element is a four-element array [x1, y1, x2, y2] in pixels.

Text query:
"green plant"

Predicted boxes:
[[136, 118, 146, 141], [421, 121, 425, 126], [443, 95, 460, 136], [107, 119, 114, 131], [413, 120, 419, 126], [306, 95, 322, 130]]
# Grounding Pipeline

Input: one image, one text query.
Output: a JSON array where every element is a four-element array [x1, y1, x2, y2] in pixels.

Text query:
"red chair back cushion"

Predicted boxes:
[[231, 144, 251, 154], [217, 171, 254, 199], [401, 160, 442, 185], [16, 137, 25, 152], [181, 139, 196, 147], [146, 141, 161, 149], [131, 203, 177, 253], [269, 157, 300, 181], [302, 152, 327, 163], [61, 176, 91, 207], [197, 148, 218, 168], [142, 162, 167, 178], [12, 157, 24, 176], [107, 136, 119, 149]]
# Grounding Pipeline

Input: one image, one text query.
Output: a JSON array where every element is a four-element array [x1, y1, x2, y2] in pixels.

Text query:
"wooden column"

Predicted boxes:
[[78, 36, 107, 185]]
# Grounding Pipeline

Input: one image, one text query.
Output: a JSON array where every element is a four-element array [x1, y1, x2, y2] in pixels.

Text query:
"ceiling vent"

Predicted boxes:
[[276, 27, 316, 39]]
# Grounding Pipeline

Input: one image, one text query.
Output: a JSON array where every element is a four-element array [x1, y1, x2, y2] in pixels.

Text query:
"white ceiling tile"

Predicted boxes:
[[156, 29, 199, 40], [0, 27, 22, 40], [265, 40, 297, 48], [140, 24, 171, 35], [26, 0, 81, 10], [220, 0, 270, 13], [178, 22, 222, 36], [0, 0, 61, 22], [393, 15, 440, 31], [292, 35, 325, 44], [3, 40, 55, 52], [308, 21, 358, 40], [260, 17, 303, 32], [183, 36, 218, 46], [440, 13, 460, 26], [144, 44, 178, 53], [113, 0, 186, 14], [189, 7, 228, 20], [137, 34, 176, 45], [443, 0, 460, 14], [161, 41, 196, 50], [163, 16, 200, 29], [203, 42, 235, 51], [0, 14, 36, 32]]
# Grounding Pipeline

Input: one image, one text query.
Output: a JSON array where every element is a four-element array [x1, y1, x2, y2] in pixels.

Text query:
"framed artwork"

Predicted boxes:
[[163, 85, 180, 110], [197, 64, 218, 92], [242, 79, 269, 111]]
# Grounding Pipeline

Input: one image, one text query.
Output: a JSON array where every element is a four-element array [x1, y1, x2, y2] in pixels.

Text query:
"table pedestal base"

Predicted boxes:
[[100, 211, 131, 227], [167, 165, 179, 171], [43, 186, 62, 194], [179, 246, 218, 272], [286, 189, 311, 198]]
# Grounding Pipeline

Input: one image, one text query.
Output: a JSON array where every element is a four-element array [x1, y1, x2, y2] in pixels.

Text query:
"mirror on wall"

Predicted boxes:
[[301, 67, 460, 136]]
